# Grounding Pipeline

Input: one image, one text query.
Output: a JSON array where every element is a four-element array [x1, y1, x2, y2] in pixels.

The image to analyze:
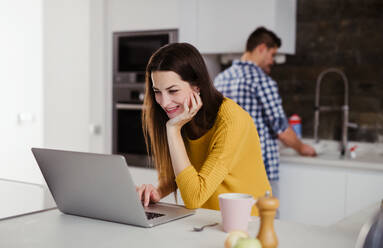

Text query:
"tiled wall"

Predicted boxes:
[[271, 0, 383, 142]]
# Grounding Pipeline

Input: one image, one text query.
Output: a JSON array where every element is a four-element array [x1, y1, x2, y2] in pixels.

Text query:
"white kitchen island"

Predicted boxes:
[[0, 161, 380, 248], [0, 178, 55, 219], [0, 203, 379, 248]]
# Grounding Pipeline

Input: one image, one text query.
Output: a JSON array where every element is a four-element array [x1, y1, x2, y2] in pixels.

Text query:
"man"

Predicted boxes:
[[214, 27, 316, 200]]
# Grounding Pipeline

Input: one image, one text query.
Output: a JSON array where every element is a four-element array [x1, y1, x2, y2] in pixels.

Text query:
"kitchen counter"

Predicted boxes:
[[0, 203, 379, 248], [280, 139, 383, 171]]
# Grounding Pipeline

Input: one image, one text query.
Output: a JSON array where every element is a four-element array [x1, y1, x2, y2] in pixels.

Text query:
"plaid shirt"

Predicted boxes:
[[214, 60, 288, 181]]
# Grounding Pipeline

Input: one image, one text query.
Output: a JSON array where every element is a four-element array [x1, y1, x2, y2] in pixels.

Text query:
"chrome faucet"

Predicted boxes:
[[314, 68, 352, 157]]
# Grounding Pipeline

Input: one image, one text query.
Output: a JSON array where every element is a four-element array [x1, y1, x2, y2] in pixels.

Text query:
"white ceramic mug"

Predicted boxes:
[[218, 193, 256, 233]]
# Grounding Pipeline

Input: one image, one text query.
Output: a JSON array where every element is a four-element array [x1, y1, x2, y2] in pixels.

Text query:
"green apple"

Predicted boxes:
[[233, 238, 262, 248]]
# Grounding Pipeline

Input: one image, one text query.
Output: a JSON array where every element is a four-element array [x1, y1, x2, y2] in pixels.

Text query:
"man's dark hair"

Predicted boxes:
[[246, 27, 282, 52]]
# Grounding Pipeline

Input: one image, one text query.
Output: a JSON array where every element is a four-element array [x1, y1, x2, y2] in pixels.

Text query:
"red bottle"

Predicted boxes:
[[289, 114, 302, 138]]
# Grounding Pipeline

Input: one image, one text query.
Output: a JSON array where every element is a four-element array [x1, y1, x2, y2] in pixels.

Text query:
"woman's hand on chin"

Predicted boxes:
[[166, 91, 202, 131]]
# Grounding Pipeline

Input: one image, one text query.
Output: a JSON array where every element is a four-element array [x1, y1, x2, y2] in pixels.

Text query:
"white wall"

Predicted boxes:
[[0, 0, 44, 184]]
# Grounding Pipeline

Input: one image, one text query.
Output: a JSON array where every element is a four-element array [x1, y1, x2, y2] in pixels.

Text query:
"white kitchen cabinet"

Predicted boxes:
[[345, 169, 383, 216], [279, 161, 383, 226], [1, 0, 109, 185], [107, 0, 179, 32], [179, 0, 297, 54], [279, 163, 347, 226], [106, 0, 296, 53], [0, 0, 44, 184], [44, 0, 93, 152]]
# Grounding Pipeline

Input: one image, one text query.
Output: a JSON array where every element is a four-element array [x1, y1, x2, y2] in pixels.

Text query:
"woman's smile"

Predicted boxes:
[[151, 71, 196, 119], [165, 105, 181, 117]]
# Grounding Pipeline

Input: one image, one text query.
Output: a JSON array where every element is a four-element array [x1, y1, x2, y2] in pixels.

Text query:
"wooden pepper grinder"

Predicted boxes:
[[256, 191, 279, 248]]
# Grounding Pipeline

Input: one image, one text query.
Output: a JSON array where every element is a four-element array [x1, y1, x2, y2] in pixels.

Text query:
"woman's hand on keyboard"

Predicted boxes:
[[136, 184, 161, 207]]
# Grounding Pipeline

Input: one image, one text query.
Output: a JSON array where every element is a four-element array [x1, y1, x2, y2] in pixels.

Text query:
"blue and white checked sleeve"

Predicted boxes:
[[252, 70, 288, 136]]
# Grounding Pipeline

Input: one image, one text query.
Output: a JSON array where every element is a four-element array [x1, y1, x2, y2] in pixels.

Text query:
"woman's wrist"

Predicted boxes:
[[166, 123, 182, 134]]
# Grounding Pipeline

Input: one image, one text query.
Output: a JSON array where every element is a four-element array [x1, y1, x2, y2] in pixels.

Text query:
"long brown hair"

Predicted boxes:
[[142, 43, 223, 195]]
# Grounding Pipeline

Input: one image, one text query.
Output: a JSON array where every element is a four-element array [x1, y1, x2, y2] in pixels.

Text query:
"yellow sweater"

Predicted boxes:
[[175, 98, 271, 216]]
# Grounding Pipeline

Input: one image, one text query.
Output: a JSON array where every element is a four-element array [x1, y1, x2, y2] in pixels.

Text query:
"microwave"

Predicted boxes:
[[113, 29, 178, 84]]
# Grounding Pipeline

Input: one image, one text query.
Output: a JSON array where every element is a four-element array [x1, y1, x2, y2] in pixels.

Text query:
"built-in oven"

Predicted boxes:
[[113, 84, 151, 167], [112, 29, 178, 168]]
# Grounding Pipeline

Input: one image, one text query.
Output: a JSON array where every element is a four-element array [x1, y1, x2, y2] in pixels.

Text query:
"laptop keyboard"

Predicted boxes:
[[145, 212, 165, 220]]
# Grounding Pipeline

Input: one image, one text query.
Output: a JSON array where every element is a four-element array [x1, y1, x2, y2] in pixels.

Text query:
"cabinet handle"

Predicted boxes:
[[115, 103, 144, 110]]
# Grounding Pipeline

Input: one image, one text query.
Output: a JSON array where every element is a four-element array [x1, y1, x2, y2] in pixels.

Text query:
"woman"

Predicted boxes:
[[137, 43, 270, 216]]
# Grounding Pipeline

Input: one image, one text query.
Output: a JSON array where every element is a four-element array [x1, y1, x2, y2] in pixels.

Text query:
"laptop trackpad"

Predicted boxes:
[[144, 202, 195, 224]]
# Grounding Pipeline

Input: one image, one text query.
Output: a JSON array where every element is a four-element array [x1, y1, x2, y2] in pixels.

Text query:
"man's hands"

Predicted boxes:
[[298, 143, 317, 157], [166, 91, 202, 131], [136, 184, 161, 207], [278, 127, 317, 157]]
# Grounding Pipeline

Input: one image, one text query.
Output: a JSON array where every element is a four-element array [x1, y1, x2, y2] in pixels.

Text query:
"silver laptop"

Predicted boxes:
[[31, 148, 195, 227]]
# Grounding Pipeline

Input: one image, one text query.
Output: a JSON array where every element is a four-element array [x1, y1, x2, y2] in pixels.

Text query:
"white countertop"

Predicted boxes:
[[0, 203, 379, 248], [280, 139, 383, 171]]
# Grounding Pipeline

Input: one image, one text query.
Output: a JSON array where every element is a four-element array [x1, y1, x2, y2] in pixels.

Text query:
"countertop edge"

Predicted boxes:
[[280, 155, 383, 172]]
